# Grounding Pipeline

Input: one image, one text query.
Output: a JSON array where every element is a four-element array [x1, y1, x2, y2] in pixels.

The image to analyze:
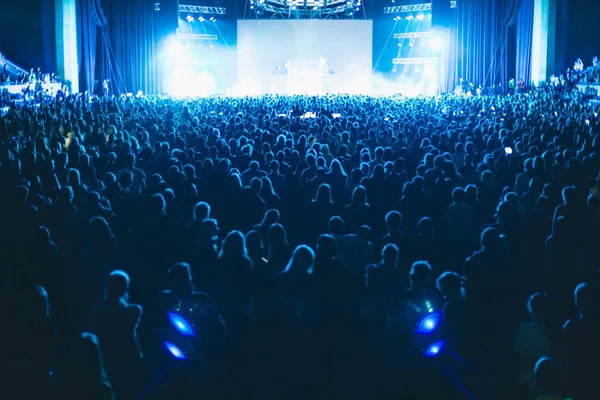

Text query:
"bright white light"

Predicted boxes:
[[429, 36, 444, 51], [416, 13, 425, 20]]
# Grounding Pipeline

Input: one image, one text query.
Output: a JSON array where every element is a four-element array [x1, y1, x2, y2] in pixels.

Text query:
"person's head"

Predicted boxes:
[[480, 227, 507, 253], [314, 183, 332, 204], [261, 208, 280, 228], [250, 177, 262, 194], [88, 216, 115, 243], [527, 292, 552, 323], [452, 187, 466, 203], [67, 168, 81, 187], [219, 230, 247, 259], [409, 261, 432, 288], [284, 245, 315, 274], [328, 216, 345, 235], [193, 201, 210, 221], [575, 282, 600, 316], [125, 153, 136, 167], [385, 211, 403, 232], [381, 243, 399, 266], [105, 270, 130, 304], [199, 218, 219, 241], [351, 185, 367, 204], [436, 272, 465, 300], [150, 193, 166, 217], [562, 185, 577, 205], [245, 230, 263, 256], [168, 262, 194, 293], [268, 223, 288, 247], [330, 159, 344, 175], [417, 216, 433, 237], [534, 357, 564, 396], [316, 234, 337, 260]]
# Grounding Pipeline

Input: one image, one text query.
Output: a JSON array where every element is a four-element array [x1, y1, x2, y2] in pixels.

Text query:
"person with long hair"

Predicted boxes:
[[54, 332, 115, 400], [254, 209, 280, 251], [308, 183, 337, 242], [88, 270, 143, 400], [216, 231, 253, 335], [267, 223, 292, 274]]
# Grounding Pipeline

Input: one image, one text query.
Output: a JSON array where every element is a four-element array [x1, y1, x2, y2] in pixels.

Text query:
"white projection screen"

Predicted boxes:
[[237, 20, 372, 95]]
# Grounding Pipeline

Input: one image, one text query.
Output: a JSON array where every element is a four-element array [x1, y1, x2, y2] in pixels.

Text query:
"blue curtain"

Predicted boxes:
[[446, 0, 513, 91], [515, 0, 534, 86], [78, 0, 98, 94], [97, 0, 168, 94]]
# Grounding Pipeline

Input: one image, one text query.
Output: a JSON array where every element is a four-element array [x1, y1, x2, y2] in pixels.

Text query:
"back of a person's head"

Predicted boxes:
[[125, 153, 135, 165], [285, 244, 315, 274], [314, 183, 332, 203], [245, 230, 262, 254], [382, 243, 399, 265], [220, 230, 247, 259], [385, 210, 402, 231], [328, 216, 345, 235], [527, 292, 552, 323], [575, 282, 600, 316], [534, 357, 564, 396], [193, 201, 210, 221], [357, 225, 372, 241], [67, 168, 81, 186], [452, 187, 466, 203], [168, 262, 194, 292], [351, 185, 367, 204], [262, 208, 280, 226], [250, 177, 262, 193], [105, 270, 130, 303], [410, 261, 432, 286], [436, 271, 465, 298], [562, 185, 577, 204], [316, 234, 337, 260], [481, 227, 505, 251]]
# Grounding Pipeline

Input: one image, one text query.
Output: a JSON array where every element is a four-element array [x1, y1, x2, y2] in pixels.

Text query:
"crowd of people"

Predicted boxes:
[[2, 84, 600, 400]]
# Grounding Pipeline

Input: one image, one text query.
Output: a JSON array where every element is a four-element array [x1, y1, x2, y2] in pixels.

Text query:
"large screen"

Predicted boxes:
[[237, 20, 372, 95]]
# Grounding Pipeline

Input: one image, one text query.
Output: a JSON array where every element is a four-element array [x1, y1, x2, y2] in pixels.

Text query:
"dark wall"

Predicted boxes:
[[0, 0, 56, 72], [556, 0, 600, 74]]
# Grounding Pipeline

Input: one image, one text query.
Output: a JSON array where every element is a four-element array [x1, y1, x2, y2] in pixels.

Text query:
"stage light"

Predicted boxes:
[[416, 13, 425, 20], [210, 17, 216, 22], [168, 312, 195, 336], [429, 35, 444, 51], [424, 341, 445, 357], [164, 341, 186, 359], [406, 14, 414, 20], [186, 15, 193, 22], [416, 311, 440, 334], [356, 0, 361, 5]]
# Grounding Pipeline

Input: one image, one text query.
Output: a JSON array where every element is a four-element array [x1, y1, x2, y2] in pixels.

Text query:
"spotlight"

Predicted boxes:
[[424, 341, 445, 357], [416, 312, 440, 334], [406, 14, 414, 20], [168, 312, 195, 336], [164, 341, 186, 359], [416, 13, 425, 20], [429, 35, 444, 51], [186, 15, 194, 22], [210, 16, 216, 22]]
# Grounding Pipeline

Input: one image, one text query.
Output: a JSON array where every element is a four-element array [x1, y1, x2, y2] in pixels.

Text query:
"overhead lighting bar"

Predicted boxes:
[[178, 5, 226, 14]]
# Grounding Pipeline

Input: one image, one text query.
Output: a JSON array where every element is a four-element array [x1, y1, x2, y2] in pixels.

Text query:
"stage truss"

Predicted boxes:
[[176, 33, 219, 41], [392, 57, 440, 65], [393, 31, 433, 39], [383, 1, 456, 14], [179, 5, 227, 15], [245, 0, 365, 19]]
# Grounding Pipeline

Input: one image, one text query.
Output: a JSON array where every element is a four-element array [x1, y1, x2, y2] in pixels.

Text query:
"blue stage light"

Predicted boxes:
[[168, 312, 195, 336], [416, 311, 440, 334], [164, 341, 186, 359], [424, 341, 445, 357]]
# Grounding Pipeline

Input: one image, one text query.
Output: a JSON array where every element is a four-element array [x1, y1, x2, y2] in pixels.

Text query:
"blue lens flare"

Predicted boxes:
[[168, 312, 195, 336], [164, 341, 186, 359], [424, 341, 445, 357], [416, 311, 440, 334]]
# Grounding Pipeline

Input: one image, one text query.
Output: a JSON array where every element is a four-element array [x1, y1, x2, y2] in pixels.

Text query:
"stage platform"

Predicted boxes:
[[0, 82, 62, 96], [577, 84, 600, 97]]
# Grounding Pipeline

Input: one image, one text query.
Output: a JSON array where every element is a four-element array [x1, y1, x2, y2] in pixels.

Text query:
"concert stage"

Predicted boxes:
[[577, 84, 600, 97], [0, 82, 62, 96]]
